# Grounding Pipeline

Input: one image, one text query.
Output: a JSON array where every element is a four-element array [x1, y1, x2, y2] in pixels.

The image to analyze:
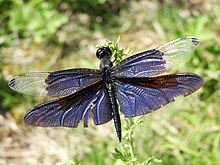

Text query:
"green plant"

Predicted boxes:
[[0, 0, 68, 45]]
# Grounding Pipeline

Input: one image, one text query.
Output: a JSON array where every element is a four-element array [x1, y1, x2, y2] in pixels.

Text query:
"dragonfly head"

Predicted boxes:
[[96, 47, 112, 59]]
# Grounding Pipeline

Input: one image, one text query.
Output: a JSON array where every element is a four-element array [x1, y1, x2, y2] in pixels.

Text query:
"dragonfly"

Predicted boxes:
[[8, 36, 204, 142]]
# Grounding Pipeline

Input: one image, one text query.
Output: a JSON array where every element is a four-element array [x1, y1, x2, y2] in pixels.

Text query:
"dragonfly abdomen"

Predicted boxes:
[[107, 82, 122, 142]]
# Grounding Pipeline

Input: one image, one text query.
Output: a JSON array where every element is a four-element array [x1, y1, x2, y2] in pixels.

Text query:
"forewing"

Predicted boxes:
[[24, 80, 113, 127], [113, 36, 199, 77], [115, 73, 204, 117], [8, 69, 101, 97]]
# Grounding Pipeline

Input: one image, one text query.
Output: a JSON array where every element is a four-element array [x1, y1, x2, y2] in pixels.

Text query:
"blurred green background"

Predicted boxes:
[[0, 0, 220, 164]]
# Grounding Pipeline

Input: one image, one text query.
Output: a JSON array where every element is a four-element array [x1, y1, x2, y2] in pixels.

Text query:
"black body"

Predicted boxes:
[[97, 47, 122, 141]]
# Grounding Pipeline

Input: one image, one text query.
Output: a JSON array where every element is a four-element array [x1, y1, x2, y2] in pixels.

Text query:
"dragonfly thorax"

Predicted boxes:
[[100, 57, 113, 83], [97, 47, 113, 83], [100, 56, 113, 70]]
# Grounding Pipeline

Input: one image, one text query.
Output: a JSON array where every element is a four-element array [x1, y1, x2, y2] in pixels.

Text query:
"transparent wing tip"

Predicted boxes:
[[192, 37, 199, 46], [8, 76, 18, 89], [184, 36, 199, 46], [8, 73, 49, 96]]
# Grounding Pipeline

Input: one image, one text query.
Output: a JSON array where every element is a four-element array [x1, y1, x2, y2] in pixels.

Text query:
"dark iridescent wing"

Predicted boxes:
[[24, 81, 113, 127], [115, 73, 204, 117], [113, 36, 199, 77], [8, 69, 101, 97]]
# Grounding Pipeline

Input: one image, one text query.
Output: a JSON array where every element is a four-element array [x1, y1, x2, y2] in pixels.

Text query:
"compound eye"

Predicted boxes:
[[96, 47, 112, 59], [96, 48, 102, 59], [105, 47, 112, 56]]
